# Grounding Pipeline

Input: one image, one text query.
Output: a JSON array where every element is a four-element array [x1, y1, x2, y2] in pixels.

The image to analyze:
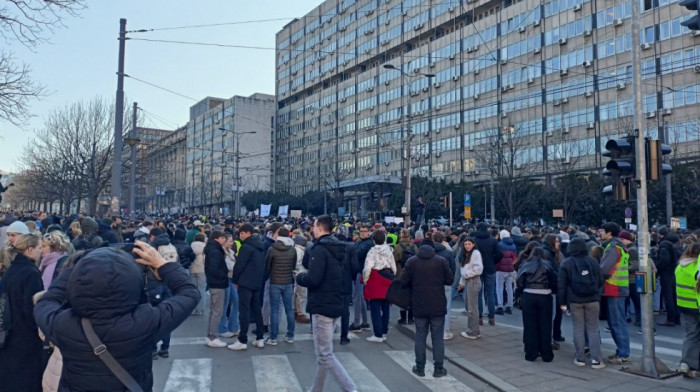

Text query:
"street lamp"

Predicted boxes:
[[383, 63, 435, 227]]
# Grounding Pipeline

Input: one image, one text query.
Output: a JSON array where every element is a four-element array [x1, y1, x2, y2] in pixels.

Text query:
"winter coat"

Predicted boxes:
[[190, 241, 206, 274], [42, 347, 62, 392], [0, 254, 44, 392], [33, 248, 199, 392], [398, 245, 453, 318], [232, 234, 266, 290], [473, 229, 502, 275], [558, 255, 604, 305], [266, 237, 297, 285], [341, 243, 359, 295], [185, 228, 201, 245], [516, 257, 558, 296], [511, 235, 529, 256], [459, 249, 484, 284], [172, 229, 194, 270], [362, 244, 397, 283], [296, 234, 346, 318], [657, 234, 680, 275], [204, 240, 228, 289], [354, 237, 374, 273], [496, 238, 517, 273]]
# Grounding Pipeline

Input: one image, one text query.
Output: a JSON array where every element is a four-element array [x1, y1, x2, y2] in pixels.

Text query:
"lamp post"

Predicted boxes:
[[221, 129, 256, 217], [383, 63, 434, 227]]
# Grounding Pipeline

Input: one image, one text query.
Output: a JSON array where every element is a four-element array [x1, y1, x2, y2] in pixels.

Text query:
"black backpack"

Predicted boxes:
[[569, 257, 599, 297]]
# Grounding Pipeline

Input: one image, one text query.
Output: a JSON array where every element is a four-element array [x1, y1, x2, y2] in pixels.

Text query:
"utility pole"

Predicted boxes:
[[110, 18, 127, 217], [126, 102, 139, 216], [625, 0, 673, 378]]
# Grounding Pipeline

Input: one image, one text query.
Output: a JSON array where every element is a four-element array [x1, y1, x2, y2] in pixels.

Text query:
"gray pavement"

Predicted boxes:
[[394, 296, 699, 392]]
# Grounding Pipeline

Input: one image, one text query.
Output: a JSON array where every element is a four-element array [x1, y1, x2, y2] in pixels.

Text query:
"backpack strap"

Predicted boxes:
[[81, 318, 144, 392]]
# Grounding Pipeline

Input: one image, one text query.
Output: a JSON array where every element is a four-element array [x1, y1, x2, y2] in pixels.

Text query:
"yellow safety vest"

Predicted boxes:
[[675, 258, 699, 310], [234, 240, 242, 257], [386, 233, 398, 246], [604, 243, 629, 287]]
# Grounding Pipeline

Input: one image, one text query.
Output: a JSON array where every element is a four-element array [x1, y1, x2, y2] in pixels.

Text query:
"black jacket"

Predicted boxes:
[[296, 234, 346, 318], [0, 254, 44, 392], [399, 245, 453, 318], [558, 255, 604, 305], [172, 229, 194, 269], [516, 258, 557, 296], [34, 248, 199, 392], [341, 242, 359, 295], [232, 235, 266, 290], [657, 234, 680, 274], [354, 237, 374, 273], [473, 230, 502, 275], [266, 238, 297, 285], [204, 240, 228, 289]]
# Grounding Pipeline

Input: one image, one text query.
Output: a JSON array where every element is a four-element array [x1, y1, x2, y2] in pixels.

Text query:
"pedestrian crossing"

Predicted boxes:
[[157, 350, 476, 392], [169, 332, 359, 346]]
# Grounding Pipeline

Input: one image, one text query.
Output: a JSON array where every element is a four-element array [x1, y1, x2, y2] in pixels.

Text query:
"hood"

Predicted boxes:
[[152, 233, 171, 247], [500, 237, 514, 246], [573, 230, 590, 241], [567, 238, 588, 256], [243, 234, 265, 251], [317, 234, 347, 261], [273, 237, 294, 249], [417, 244, 436, 259], [433, 242, 448, 253], [474, 230, 490, 239], [66, 248, 143, 319], [679, 257, 697, 267], [80, 217, 99, 236], [191, 241, 205, 252], [663, 233, 680, 244], [373, 243, 394, 257]]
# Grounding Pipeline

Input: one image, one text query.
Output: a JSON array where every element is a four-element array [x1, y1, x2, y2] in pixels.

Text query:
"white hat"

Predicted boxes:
[[193, 220, 204, 227], [7, 221, 30, 235], [499, 230, 510, 239]]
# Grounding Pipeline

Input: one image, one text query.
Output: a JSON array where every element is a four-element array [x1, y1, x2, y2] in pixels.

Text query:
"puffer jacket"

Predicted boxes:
[[397, 245, 453, 318], [232, 234, 266, 290], [204, 240, 228, 289], [190, 241, 206, 274], [362, 243, 397, 283], [496, 238, 517, 272], [34, 247, 199, 392], [42, 347, 63, 392], [297, 234, 346, 318], [266, 237, 297, 285]]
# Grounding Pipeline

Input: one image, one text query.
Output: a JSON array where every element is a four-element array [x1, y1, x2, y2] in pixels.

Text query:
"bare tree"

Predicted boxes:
[[0, 0, 86, 127], [20, 97, 120, 215]]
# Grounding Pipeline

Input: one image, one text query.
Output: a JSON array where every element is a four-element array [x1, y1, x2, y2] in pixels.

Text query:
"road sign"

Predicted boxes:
[[624, 207, 633, 218], [464, 206, 472, 219]]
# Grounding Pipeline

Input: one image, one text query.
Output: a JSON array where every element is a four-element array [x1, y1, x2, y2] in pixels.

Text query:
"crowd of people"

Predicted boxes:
[[0, 208, 699, 391]]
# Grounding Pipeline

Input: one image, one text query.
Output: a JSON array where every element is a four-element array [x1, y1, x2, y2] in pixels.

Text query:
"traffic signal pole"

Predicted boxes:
[[625, 0, 673, 378]]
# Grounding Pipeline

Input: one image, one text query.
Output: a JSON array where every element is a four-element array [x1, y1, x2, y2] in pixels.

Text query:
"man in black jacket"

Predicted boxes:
[[297, 215, 358, 392], [473, 223, 503, 325], [398, 244, 453, 378], [171, 228, 194, 270], [229, 224, 267, 350], [656, 226, 681, 326], [204, 230, 229, 349]]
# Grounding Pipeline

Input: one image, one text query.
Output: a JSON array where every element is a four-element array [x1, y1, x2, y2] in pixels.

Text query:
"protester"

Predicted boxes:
[[203, 230, 230, 349], [363, 230, 396, 343], [675, 242, 700, 377], [457, 237, 483, 339], [266, 227, 297, 345]]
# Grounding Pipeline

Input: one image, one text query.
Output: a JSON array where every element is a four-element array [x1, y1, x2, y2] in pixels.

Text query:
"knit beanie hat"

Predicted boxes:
[[7, 220, 30, 234], [499, 230, 510, 239]]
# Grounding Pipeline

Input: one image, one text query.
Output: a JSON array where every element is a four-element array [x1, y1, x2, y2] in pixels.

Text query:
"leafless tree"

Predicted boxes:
[[0, 0, 86, 127]]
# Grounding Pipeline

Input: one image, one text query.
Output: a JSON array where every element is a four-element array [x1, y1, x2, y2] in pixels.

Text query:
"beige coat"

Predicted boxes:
[[190, 241, 206, 274]]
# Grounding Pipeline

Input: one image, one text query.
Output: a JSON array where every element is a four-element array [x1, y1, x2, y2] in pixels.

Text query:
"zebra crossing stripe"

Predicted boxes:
[[335, 352, 391, 392], [386, 350, 474, 392], [252, 355, 304, 392], [163, 358, 211, 392], [170, 333, 358, 346]]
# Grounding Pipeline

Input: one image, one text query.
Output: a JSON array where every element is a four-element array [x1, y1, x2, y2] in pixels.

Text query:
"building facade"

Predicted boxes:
[[143, 127, 188, 213], [274, 0, 700, 204], [185, 94, 275, 215]]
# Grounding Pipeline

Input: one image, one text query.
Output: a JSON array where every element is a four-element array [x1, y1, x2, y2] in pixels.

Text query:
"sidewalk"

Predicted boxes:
[[395, 311, 699, 392]]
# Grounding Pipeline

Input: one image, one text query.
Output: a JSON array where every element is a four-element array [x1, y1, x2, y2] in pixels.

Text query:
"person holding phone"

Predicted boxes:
[[34, 241, 200, 392]]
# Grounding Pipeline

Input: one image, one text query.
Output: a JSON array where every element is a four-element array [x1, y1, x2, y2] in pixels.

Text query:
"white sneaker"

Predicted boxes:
[[265, 338, 278, 346], [252, 339, 265, 348], [366, 336, 384, 343], [443, 331, 454, 340], [220, 331, 238, 338], [205, 338, 227, 348], [227, 341, 247, 351], [283, 336, 294, 344]]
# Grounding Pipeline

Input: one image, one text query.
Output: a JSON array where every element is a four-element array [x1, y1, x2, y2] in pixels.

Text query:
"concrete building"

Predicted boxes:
[[274, 0, 700, 214], [121, 127, 173, 213], [142, 127, 187, 213], [185, 94, 275, 215]]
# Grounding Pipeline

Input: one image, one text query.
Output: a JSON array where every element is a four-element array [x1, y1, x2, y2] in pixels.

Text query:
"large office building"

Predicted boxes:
[[184, 94, 275, 215], [274, 0, 700, 209]]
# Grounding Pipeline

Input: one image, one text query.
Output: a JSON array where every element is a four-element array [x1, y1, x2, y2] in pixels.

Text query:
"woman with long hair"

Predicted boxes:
[[543, 233, 565, 346], [39, 231, 73, 290], [516, 247, 558, 362], [457, 238, 483, 339], [0, 233, 44, 391]]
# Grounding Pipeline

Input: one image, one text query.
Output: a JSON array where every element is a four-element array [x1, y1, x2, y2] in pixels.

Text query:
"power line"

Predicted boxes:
[[124, 74, 198, 101]]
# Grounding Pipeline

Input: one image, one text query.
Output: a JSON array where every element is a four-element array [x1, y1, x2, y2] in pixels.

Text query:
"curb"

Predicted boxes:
[[396, 323, 520, 392]]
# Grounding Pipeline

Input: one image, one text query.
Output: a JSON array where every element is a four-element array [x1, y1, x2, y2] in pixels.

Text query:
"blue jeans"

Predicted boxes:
[[478, 273, 496, 318], [414, 316, 445, 369], [269, 284, 295, 340], [606, 296, 631, 358], [369, 299, 390, 338], [218, 281, 239, 334], [352, 275, 368, 325], [310, 314, 357, 392]]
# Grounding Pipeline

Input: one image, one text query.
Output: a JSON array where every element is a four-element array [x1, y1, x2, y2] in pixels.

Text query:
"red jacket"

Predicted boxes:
[[364, 269, 393, 300]]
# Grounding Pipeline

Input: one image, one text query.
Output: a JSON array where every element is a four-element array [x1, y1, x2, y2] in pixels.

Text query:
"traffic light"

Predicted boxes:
[[645, 139, 673, 180], [680, 0, 700, 30], [603, 136, 636, 201]]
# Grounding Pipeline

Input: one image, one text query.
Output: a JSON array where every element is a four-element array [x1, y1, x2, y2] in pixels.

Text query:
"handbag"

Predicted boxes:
[[81, 318, 144, 392], [385, 280, 411, 309]]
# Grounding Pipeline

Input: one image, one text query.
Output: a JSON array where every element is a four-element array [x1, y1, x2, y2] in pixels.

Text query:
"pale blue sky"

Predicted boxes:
[[0, 0, 321, 172]]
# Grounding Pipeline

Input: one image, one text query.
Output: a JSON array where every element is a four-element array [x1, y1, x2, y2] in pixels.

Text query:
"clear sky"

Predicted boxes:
[[0, 0, 322, 172]]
